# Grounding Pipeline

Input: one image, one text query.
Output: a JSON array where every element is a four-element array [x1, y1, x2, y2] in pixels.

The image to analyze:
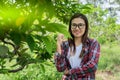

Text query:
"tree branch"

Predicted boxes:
[[8, 65, 25, 73], [7, 59, 37, 73], [2, 39, 20, 55], [2, 39, 15, 48]]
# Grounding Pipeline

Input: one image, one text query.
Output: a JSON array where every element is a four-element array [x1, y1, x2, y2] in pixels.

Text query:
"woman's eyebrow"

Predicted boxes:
[[72, 23, 84, 24]]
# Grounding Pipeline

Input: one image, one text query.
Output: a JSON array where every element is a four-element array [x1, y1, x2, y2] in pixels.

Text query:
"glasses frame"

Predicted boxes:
[[71, 23, 85, 29]]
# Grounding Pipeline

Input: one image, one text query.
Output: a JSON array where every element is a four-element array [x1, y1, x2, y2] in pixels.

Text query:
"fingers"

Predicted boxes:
[[57, 34, 64, 40], [64, 68, 69, 75], [57, 34, 65, 44]]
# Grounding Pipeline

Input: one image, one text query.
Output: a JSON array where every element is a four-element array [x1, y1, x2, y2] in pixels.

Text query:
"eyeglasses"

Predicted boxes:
[[71, 23, 85, 29]]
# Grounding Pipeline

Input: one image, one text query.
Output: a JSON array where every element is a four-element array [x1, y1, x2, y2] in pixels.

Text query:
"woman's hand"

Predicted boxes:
[[64, 68, 70, 75], [56, 34, 65, 55], [57, 34, 65, 45]]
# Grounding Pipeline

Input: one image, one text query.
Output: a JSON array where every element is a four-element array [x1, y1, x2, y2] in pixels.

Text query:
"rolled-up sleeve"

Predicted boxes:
[[54, 42, 68, 72]]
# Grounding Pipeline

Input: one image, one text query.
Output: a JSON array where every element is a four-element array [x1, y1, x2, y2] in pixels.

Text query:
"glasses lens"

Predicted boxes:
[[71, 23, 85, 29]]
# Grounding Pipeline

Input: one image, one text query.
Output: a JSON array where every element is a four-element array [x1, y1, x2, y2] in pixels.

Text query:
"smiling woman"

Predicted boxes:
[[54, 13, 101, 80], [71, 18, 86, 39]]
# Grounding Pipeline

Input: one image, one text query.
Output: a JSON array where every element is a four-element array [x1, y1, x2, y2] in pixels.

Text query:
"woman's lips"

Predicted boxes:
[[74, 31, 81, 34]]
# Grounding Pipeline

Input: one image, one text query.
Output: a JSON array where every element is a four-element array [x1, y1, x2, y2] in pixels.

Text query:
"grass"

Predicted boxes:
[[96, 44, 120, 80], [98, 44, 120, 70]]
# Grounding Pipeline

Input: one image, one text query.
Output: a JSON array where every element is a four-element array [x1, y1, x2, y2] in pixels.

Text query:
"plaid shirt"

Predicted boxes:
[[54, 38, 100, 80]]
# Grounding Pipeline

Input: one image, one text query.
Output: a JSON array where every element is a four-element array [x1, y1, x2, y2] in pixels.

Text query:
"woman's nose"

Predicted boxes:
[[75, 26, 80, 30]]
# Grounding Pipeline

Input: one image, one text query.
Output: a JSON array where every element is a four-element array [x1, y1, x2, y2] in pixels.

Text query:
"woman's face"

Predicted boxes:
[[71, 18, 86, 38]]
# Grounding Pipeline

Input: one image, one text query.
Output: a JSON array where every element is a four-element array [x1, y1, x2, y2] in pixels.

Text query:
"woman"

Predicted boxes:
[[54, 13, 100, 80]]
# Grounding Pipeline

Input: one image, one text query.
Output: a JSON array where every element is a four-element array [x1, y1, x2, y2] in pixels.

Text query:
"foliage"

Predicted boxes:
[[0, 0, 95, 73], [87, 6, 120, 44], [0, 60, 63, 80], [0, 0, 66, 73], [54, 0, 95, 24]]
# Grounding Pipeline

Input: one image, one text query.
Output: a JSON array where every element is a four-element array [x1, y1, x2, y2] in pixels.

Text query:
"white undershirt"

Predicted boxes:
[[67, 44, 82, 69]]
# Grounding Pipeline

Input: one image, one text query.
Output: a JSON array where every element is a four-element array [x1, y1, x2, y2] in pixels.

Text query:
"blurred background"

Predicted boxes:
[[0, 0, 120, 80]]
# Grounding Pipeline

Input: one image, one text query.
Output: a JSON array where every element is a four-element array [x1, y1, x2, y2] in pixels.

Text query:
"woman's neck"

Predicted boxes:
[[74, 37, 82, 46]]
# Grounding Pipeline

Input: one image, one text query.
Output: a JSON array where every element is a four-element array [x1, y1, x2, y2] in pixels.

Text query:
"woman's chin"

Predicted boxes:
[[74, 34, 82, 38]]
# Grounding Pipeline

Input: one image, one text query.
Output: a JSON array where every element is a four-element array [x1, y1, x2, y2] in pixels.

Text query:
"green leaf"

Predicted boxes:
[[10, 32, 21, 45], [42, 37, 52, 54], [26, 35, 35, 52], [45, 0, 55, 18], [0, 69, 9, 74], [20, 48, 28, 54], [0, 45, 9, 54], [34, 35, 42, 41], [45, 23, 69, 36], [40, 63, 45, 73]]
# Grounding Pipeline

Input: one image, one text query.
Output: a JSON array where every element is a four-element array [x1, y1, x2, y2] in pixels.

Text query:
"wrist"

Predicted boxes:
[[55, 52, 61, 56], [56, 44, 61, 54], [68, 70, 71, 75], [56, 42, 61, 46]]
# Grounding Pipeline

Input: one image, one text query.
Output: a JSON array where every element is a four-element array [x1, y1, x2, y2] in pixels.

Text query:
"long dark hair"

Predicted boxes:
[[68, 13, 89, 58]]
